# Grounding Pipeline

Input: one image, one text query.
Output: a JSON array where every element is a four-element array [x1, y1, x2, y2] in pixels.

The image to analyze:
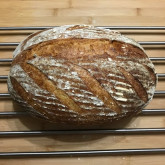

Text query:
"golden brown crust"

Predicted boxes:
[[118, 66, 148, 103], [10, 77, 81, 124], [72, 64, 121, 113], [9, 37, 157, 128], [13, 39, 146, 63], [20, 63, 83, 114], [20, 28, 51, 51]]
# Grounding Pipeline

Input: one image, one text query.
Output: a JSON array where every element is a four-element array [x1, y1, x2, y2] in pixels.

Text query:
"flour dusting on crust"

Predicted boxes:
[[13, 25, 145, 58]]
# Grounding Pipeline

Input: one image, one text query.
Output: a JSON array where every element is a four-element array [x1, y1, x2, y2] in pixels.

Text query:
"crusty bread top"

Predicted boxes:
[[10, 39, 156, 115], [8, 25, 157, 125], [13, 25, 145, 58]]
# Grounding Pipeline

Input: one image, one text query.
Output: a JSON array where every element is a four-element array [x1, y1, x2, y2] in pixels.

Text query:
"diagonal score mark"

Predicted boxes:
[[20, 63, 83, 114], [118, 67, 148, 103], [71, 63, 121, 114], [10, 77, 52, 119]]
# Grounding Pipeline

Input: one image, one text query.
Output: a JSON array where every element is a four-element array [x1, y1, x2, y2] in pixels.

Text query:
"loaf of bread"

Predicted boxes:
[[7, 25, 157, 128]]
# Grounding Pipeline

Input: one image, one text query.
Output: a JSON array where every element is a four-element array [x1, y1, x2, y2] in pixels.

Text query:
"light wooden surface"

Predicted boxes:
[[0, 0, 165, 164]]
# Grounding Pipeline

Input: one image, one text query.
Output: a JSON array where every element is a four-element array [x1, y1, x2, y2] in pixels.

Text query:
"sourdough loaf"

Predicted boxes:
[[7, 25, 157, 128]]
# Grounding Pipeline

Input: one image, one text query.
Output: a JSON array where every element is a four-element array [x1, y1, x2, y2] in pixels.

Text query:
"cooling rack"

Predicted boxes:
[[0, 26, 165, 158]]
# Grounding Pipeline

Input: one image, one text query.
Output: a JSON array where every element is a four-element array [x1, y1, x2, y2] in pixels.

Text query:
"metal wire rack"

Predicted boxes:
[[0, 26, 165, 158]]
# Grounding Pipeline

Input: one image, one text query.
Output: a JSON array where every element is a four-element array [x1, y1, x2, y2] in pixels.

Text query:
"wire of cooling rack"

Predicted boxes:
[[1, 58, 165, 64], [0, 26, 165, 30], [1, 128, 165, 136], [1, 109, 165, 117], [0, 26, 165, 158], [0, 41, 165, 46], [1, 148, 165, 158]]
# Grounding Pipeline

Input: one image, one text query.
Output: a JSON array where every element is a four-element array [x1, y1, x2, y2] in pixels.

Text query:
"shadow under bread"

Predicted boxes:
[[7, 101, 138, 143]]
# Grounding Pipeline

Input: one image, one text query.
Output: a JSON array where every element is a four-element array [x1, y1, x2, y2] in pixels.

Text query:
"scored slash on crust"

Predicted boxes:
[[10, 55, 150, 116], [71, 63, 121, 114], [117, 66, 148, 103], [9, 24, 157, 125], [10, 39, 155, 116], [22, 58, 121, 114], [20, 62, 84, 114]]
